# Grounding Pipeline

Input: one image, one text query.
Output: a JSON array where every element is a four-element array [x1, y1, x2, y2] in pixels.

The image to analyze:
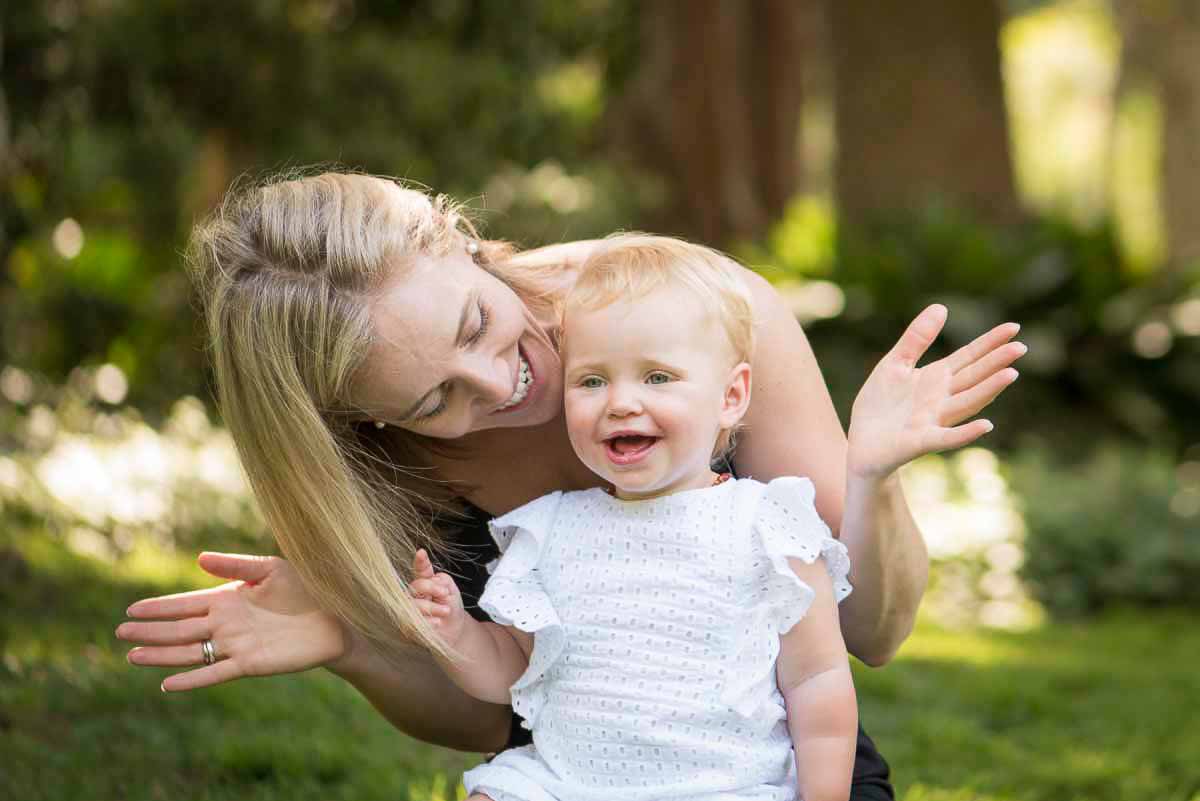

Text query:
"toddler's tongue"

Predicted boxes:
[[611, 435, 657, 454]]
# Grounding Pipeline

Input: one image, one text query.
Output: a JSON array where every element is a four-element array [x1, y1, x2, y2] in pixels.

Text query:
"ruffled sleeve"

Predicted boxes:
[[479, 491, 565, 729], [754, 475, 853, 635], [720, 476, 852, 720]]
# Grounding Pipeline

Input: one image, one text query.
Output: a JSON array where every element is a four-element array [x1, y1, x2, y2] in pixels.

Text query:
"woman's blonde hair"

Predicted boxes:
[[563, 234, 756, 458], [187, 170, 562, 661]]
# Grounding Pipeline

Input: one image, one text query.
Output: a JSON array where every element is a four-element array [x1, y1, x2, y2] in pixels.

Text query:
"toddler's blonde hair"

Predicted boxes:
[[562, 233, 756, 458]]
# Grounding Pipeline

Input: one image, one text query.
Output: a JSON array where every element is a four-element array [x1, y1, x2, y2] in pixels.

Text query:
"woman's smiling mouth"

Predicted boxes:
[[495, 348, 535, 413]]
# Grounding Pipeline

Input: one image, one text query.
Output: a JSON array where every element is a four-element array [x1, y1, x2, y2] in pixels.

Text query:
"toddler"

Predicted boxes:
[[411, 235, 856, 801]]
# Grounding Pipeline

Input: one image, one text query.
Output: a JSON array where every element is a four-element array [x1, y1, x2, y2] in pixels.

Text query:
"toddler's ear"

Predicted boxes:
[[719, 362, 752, 429]]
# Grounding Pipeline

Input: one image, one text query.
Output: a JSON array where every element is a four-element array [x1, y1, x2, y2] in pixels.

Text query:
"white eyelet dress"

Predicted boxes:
[[462, 476, 853, 801]]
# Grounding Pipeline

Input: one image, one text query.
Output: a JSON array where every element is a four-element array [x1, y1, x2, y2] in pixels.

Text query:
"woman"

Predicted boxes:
[[116, 172, 1024, 798]]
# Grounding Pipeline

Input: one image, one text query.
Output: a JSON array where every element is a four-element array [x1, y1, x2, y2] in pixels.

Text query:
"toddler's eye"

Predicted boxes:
[[581, 376, 605, 389], [646, 371, 672, 385]]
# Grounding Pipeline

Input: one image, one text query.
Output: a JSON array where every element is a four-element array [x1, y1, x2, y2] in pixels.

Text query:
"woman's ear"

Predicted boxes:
[[718, 362, 752, 430]]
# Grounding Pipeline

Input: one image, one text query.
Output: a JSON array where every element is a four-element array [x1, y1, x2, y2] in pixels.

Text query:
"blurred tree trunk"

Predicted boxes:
[[0, 18, 9, 256], [611, 0, 808, 245], [829, 0, 1021, 227], [1116, 0, 1200, 270], [0, 18, 8, 180]]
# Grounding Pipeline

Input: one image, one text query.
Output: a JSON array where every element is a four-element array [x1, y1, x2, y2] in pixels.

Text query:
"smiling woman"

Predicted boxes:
[[118, 169, 1026, 799], [354, 243, 561, 439]]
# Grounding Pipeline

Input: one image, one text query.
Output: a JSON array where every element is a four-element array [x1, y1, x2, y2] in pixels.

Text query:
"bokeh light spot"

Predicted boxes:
[[1131, 320, 1172, 358], [94, 364, 129, 405], [0, 366, 35, 404], [1169, 298, 1200, 336], [52, 218, 85, 259]]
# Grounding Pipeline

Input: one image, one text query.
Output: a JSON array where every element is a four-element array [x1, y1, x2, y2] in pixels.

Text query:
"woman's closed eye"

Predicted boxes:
[[417, 302, 488, 423], [417, 386, 450, 421], [465, 301, 490, 347]]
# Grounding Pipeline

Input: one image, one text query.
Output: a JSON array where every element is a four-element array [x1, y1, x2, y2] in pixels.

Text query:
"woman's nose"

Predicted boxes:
[[466, 352, 515, 407]]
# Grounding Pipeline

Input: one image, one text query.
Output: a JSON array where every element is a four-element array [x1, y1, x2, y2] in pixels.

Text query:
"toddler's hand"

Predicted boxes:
[[410, 549, 470, 647]]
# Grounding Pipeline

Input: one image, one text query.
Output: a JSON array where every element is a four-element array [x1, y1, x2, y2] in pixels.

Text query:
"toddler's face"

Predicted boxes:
[[561, 287, 749, 500]]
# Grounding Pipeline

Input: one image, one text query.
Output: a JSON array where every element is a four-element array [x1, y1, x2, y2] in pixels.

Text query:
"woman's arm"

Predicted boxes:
[[732, 268, 924, 665], [733, 269, 1023, 665], [118, 551, 515, 753], [328, 631, 516, 752], [777, 558, 857, 801]]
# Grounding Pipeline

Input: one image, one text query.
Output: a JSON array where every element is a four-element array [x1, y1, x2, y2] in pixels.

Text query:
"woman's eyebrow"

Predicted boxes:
[[396, 288, 480, 422]]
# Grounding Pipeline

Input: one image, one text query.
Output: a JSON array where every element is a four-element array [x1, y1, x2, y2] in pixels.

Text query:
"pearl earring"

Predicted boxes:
[[374, 420, 386, 430], [466, 240, 480, 256]]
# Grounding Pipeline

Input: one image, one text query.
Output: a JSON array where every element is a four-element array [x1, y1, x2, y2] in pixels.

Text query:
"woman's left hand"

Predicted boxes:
[[846, 304, 1026, 480]]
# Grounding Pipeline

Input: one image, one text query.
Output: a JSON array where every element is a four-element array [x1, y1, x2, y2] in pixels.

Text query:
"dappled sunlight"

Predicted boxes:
[[3, 388, 260, 560], [896, 627, 1032, 668], [1002, 2, 1120, 223], [901, 449, 1041, 631]]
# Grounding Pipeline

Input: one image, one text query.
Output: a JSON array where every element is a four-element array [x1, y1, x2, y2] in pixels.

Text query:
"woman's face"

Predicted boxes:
[[354, 248, 563, 439]]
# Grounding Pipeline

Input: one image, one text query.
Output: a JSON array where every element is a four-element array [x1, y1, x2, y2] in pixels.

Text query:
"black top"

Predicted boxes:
[[445, 497, 894, 801]]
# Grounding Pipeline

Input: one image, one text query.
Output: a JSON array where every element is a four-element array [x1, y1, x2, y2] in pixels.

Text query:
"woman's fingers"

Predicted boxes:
[[125, 587, 215, 620], [889, 304, 949, 367], [944, 322, 1021, 373], [127, 643, 207, 668], [941, 368, 1018, 426], [115, 617, 210, 647], [197, 552, 278, 584], [950, 341, 1026, 394], [161, 658, 243, 693], [932, 419, 995, 452]]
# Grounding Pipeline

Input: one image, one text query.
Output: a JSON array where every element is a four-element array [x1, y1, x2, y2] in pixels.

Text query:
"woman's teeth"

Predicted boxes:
[[498, 356, 533, 410]]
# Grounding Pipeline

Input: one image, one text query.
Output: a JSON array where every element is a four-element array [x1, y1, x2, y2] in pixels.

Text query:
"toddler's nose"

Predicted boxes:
[[605, 383, 642, 417]]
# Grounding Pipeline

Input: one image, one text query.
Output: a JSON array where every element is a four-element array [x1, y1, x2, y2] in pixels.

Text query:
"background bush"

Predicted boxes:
[[1012, 445, 1200, 616]]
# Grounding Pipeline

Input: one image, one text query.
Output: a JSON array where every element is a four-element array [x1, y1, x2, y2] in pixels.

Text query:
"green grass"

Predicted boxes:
[[3, 527, 1198, 801]]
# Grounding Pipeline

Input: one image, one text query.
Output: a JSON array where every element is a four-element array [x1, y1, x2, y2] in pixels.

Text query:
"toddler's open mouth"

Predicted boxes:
[[603, 434, 660, 465]]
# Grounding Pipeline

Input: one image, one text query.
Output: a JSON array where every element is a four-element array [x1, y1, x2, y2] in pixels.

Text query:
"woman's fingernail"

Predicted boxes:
[[160, 682, 167, 693]]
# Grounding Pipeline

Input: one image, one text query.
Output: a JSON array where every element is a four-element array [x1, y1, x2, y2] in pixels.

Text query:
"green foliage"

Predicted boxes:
[[1011, 446, 1200, 617], [2, 1, 644, 408], [758, 201, 1200, 452]]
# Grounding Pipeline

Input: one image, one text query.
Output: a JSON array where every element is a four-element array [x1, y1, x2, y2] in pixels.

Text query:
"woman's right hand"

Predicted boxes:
[[116, 552, 352, 692]]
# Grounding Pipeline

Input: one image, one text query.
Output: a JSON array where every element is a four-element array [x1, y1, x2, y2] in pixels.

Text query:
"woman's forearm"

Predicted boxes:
[[836, 472, 928, 666], [327, 633, 513, 753]]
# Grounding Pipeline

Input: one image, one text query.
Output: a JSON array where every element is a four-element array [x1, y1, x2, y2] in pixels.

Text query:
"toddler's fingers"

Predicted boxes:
[[409, 577, 441, 600], [414, 598, 450, 618], [413, 548, 436, 580]]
